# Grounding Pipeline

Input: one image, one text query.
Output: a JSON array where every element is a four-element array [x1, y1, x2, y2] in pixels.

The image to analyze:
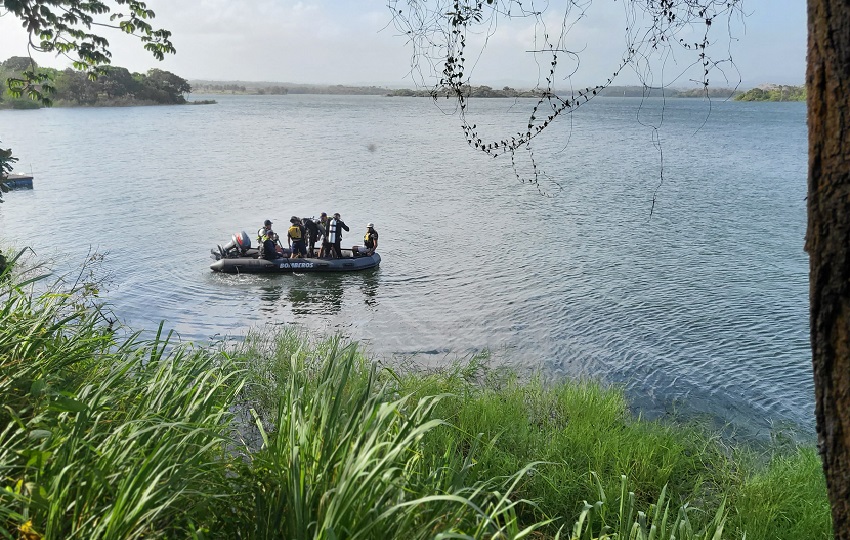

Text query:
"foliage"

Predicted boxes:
[[233, 337, 552, 539], [237, 329, 832, 540], [0, 139, 18, 202], [0, 257, 243, 538], [1, 0, 174, 104], [0, 58, 191, 106], [734, 86, 806, 102], [569, 475, 730, 540], [728, 448, 832, 538]]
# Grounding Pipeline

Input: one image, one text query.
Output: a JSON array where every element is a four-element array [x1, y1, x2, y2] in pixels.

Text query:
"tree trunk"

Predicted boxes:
[[806, 1, 850, 537]]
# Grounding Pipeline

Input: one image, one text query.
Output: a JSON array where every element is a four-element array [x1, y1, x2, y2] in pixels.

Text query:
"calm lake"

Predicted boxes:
[[0, 94, 810, 439]]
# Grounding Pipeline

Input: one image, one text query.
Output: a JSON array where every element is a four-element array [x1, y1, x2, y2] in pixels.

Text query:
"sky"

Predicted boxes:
[[0, 0, 806, 89]]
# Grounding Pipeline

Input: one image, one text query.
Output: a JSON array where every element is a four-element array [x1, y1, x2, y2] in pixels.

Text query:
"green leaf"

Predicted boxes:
[[27, 429, 52, 441], [50, 394, 87, 413]]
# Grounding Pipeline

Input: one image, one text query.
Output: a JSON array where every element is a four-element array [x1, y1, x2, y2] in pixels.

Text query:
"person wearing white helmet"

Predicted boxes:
[[356, 222, 379, 256]]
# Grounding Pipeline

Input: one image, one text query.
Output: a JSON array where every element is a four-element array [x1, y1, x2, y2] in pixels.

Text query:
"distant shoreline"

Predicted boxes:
[[190, 82, 805, 101]]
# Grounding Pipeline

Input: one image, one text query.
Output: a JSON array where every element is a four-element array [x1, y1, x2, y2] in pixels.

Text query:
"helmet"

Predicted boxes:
[[264, 219, 272, 226], [290, 216, 299, 223], [367, 223, 374, 228]]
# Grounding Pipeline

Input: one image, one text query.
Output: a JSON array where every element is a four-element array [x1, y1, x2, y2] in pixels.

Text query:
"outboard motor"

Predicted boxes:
[[218, 231, 252, 258]]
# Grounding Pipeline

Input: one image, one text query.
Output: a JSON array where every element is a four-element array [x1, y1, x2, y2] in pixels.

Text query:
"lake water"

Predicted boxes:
[[0, 94, 811, 440]]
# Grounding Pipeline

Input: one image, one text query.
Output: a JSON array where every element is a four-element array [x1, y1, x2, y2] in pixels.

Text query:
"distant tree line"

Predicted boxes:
[[389, 85, 540, 98], [189, 81, 392, 96], [0, 56, 191, 108], [734, 85, 806, 102], [387, 84, 810, 100], [193, 83, 250, 93], [257, 86, 289, 95], [192, 83, 289, 95]]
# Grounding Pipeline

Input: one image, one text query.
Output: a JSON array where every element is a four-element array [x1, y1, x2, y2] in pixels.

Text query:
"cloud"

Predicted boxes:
[[0, 0, 805, 87]]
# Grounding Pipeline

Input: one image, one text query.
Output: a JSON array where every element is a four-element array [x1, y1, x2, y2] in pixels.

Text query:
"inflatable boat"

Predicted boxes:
[[210, 231, 380, 274]]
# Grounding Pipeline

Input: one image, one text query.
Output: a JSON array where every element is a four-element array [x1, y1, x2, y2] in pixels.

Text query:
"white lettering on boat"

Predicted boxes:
[[279, 262, 314, 269]]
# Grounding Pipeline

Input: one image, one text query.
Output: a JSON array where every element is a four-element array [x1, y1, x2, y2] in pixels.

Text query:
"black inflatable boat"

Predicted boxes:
[[210, 231, 380, 274]]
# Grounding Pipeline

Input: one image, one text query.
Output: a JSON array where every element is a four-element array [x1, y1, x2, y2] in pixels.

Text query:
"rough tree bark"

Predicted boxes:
[[806, 0, 850, 537]]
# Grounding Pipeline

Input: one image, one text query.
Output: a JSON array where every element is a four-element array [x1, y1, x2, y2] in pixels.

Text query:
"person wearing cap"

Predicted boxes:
[[261, 230, 282, 260], [326, 212, 349, 259], [287, 216, 307, 258], [257, 219, 273, 244], [356, 223, 379, 256]]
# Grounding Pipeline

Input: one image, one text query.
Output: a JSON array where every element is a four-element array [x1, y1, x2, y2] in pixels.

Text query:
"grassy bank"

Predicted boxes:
[[0, 256, 832, 538]]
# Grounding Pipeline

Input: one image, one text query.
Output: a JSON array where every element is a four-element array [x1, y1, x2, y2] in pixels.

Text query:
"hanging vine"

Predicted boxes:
[[389, 0, 745, 194]]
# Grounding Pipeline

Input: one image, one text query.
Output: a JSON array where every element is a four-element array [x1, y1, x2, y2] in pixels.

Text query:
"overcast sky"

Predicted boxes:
[[0, 0, 805, 89]]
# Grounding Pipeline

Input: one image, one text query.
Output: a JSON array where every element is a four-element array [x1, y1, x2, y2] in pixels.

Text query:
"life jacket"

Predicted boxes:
[[364, 230, 377, 248], [288, 224, 302, 240], [257, 227, 269, 243]]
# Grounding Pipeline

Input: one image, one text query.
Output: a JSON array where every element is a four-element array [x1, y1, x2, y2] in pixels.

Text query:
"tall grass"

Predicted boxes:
[[400, 368, 735, 529], [0, 255, 833, 539], [0, 257, 243, 538], [233, 329, 832, 539], [232, 335, 554, 539], [729, 448, 832, 538]]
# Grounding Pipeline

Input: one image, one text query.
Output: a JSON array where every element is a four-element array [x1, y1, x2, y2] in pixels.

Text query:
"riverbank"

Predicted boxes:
[[0, 97, 217, 110], [0, 255, 831, 539]]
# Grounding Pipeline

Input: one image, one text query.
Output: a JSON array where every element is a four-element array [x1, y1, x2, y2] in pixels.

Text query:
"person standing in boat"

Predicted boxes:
[[287, 216, 307, 258], [327, 212, 349, 259], [257, 219, 273, 244], [302, 216, 321, 257], [318, 212, 330, 258]]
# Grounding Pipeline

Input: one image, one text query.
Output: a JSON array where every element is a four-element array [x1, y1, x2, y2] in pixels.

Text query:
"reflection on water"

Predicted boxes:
[[288, 275, 345, 315], [258, 283, 284, 310], [253, 269, 382, 317], [359, 269, 380, 307]]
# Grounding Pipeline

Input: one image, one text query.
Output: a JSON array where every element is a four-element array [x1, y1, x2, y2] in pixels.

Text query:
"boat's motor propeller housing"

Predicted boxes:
[[218, 231, 251, 258]]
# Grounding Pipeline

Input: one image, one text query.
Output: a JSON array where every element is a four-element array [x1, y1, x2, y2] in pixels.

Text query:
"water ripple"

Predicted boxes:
[[0, 95, 812, 440]]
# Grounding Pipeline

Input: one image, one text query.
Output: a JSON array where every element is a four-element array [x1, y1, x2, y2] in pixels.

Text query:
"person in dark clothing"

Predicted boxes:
[[262, 231, 281, 260], [327, 212, 349, 259], [302, 217, 321, 257], [318, 212, 330, 258]]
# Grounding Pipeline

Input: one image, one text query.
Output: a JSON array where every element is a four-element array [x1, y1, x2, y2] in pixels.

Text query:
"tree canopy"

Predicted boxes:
[[0, 0, 175, 180], [1, 0, 175, 103], [0, 59, 190, 106]]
